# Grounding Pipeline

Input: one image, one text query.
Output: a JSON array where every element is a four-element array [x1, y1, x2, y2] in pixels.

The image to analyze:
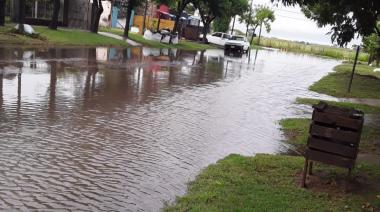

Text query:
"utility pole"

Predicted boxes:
[[231, 15, 236, 35], [348, 46, 360, 93]]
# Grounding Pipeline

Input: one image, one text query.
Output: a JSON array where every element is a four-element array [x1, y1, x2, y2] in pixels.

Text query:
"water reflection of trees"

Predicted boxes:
[[0, 47, 234, 116]]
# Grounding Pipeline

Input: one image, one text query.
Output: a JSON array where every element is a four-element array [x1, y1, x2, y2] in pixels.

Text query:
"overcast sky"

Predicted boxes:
[[233, 0, 361, 47]]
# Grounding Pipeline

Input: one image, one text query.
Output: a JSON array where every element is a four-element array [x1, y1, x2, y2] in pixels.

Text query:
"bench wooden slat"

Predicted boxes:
[[310, 124, 361, 144], [308, 137, 358, 159], [306, 149, 355, 169], [312, 110, 363, 130]]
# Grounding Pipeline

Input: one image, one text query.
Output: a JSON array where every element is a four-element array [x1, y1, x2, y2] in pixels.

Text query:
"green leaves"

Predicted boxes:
[[240, 5, 275, 34], [275, 0, 380, 46]]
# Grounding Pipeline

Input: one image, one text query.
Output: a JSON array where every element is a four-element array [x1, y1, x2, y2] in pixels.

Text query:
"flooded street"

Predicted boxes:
[[0, 47, 338, 211]]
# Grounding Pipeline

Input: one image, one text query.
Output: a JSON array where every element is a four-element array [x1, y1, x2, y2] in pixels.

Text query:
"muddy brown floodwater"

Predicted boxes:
[[0, 47, 338, 211]]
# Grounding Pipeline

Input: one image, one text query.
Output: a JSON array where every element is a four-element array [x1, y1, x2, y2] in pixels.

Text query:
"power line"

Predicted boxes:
[[276, 14, 308, 21], [274, 8, 303, 15]]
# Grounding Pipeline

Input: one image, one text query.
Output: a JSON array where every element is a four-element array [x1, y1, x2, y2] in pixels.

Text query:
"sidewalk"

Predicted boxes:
[[98, 32, 141, 47]]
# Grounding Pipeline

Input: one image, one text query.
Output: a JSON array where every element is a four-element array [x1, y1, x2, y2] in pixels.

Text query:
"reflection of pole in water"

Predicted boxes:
[[0, 73, 3, 107], [198, 50, 205, 65], [17, 72, 21, 116], [225, 61, 230, 78], [48, 67, 57, 118], [252, 48, 259, 71], [248, 49, 251, 64], [84, 49, 98, 105], [48, 49, 58, 118]]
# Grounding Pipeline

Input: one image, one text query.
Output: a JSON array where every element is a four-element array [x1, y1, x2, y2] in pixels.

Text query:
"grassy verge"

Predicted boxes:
[[0, 24, 129, 47], [296, 98, 380, 114], [336, 63, 380, 79], [251, 37, 369, 61], [280, 118, 380, 154], [165, 154, 380, 211], [309, 64, 380, 99], [101, 28, 214, 50]]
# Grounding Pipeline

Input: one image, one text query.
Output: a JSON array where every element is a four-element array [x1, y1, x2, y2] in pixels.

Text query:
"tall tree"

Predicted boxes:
[[240, 5, 275, 45], [0, 0, 5, 26], [194, 0, 232, 43], [229, 0, 249, 34], [123, 0, 142, 38], [213, 17, 231, 33], [90, 0, 104, 33], [18, 0, 25, 34], [49, 0, 61, 30], [274, 0, 380, 46], [363, 22, 380, 66], [171, 0, 192, 33]]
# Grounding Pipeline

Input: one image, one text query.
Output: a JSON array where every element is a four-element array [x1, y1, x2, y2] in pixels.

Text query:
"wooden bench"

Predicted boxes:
[[301, 102, 364, 187]]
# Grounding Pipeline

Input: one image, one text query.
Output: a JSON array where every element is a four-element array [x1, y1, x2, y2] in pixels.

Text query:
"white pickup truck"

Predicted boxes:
[[224, 35, 250, 53], [205, 32, 232, 46]]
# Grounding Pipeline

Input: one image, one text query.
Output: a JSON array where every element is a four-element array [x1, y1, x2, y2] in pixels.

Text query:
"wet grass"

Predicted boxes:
[[0, 23, 129, 47], [309, 64, 380, 99], [296, 98, 380, 114], [101, 28, 214, 50], [251, 37, 369, 61], [164, 154, 380, 211], [335, 63, 380, 79], [280, 118, 380, 154]]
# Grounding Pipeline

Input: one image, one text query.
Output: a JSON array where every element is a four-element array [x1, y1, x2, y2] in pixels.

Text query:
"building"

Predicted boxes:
[[10, 0, 102, 29]]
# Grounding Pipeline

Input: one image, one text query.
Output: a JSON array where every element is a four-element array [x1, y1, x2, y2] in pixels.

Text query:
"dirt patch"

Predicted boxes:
[[296, 168, 380, 211], [358, 153, 380, 166]]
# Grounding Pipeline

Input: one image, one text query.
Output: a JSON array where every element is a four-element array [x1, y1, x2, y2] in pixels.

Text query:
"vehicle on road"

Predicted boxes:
[[224, 35, 250, 54], [205, 32, 232, 46]]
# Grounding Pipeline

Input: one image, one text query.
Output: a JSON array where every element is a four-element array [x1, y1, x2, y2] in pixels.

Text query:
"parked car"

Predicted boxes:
[[205, 32, 232, 46], [224, 35, 250, 53]]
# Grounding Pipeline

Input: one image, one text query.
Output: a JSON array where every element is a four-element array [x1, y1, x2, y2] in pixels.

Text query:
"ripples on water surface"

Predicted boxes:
[[0, 47, 338, 211]]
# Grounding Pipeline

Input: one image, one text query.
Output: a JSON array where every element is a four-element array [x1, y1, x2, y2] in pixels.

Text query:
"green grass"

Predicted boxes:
[[101, 27, 214, 50], [251, 37, 369, 61], [0, 23, 129, 47], [279, 118, 311, 147], [335, 63, 380, 79], [165, 154, 380, 211], [309, 67, 380, 99], [280, 118, 380, 154], [296, 98, 380, 114]]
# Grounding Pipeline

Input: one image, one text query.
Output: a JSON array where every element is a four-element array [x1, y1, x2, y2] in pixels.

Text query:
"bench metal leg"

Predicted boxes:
[[308, 161, 313, 175], [301, 158, 309, 188], [347, 168, 352, 179]]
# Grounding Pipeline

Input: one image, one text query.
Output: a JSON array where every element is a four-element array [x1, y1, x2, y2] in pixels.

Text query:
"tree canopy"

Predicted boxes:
[[274, 0, 380, 46], [240, 5, 275, 39], [213, 0, 248, 33]]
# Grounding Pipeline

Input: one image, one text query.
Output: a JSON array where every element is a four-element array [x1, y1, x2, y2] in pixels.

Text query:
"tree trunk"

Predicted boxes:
[[18, 0, 25, 34], [0, 0, 5, 26], [124, 0, 134, 38], [202, 21, 211, 44], [250, 31, 254, 45], [141, 0, 148, 35], [173, 0, 188, 33], [257, 21, 263, 45], [90, 0, 103, 33], [49, 0, 61, 30]]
